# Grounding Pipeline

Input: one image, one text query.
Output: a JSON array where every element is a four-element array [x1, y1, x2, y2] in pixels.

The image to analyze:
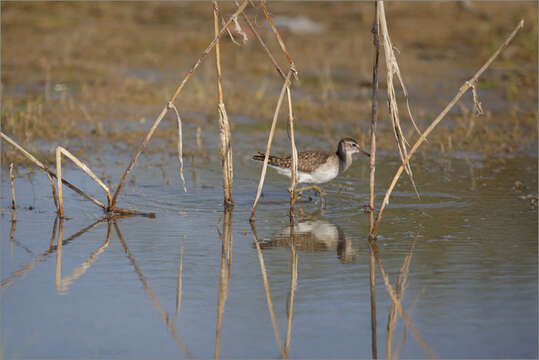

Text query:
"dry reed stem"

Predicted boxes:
[[47, 173, 59, 211], [214, 1, 234, 207], [368, 0, 380, 236], [250, 222, 285, 357], [1, 131, 105, 209], [58, 221, 112, 294], [115, 222, 193, 358], [368, 240, 436, 359], [260, 2, 296, 71], [286, 86, 299, 221], [234, 1, 286, 80], [167, 102, 187, 192], [1, 216, 108, 289], [378, 1, 419, 199], [250, 70, 293, 222], [368, 239, 378, 359], [111, 1, 248, 208], [371, 19, 524, 238], [9, 163, 16, 209], [56, 146, 112, 218], [218, 104, 234, 206], [176, 241, 184, 317]]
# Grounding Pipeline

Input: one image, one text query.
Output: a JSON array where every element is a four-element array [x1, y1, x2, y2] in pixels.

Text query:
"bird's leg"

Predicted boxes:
[[295, 185, 326, 206]]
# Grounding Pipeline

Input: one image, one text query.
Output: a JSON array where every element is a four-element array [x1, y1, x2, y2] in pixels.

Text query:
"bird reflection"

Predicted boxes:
[[259, 219, 358, 264]]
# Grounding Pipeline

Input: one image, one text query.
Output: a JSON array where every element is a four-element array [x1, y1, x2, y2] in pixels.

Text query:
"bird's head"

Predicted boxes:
[[338, 138, 370, 158]]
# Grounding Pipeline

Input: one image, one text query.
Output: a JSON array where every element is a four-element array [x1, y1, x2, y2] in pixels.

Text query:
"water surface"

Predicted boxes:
[[1, 127, 537, 358]]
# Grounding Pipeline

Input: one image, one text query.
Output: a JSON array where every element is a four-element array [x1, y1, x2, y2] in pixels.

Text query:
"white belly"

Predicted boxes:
[[269, 162, 338, 184]]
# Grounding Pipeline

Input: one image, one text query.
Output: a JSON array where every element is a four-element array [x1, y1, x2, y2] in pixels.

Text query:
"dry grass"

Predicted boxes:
[[1, 2, 535, 167]]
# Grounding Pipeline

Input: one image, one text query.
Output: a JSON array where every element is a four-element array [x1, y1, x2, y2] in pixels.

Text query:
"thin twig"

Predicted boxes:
[[372, 19, 524, 238], [250, 70, 293, 222]]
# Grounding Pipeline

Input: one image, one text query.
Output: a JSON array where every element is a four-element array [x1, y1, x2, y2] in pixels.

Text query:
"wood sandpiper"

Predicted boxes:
[[252, 138, 370, 203]]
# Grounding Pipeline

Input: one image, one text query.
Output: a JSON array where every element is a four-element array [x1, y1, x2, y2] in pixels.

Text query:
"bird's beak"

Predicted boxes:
[[362, 150, 371, 158]]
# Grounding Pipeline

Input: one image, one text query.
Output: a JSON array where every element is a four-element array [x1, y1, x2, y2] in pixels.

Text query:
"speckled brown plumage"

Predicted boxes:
[[252, 151, 333, 174]]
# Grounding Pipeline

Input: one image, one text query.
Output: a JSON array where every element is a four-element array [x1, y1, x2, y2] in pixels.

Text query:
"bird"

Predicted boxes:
[[252, 137, 370, 202]]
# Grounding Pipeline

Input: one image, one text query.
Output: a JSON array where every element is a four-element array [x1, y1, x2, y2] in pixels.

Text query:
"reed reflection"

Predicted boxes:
[[215, 208, 232, 359], [250, 221, 285, 357], [1, 215, 111, 289], [250, 219, 299, 359], [114, 222, 192, 358], [57, 221, 112, 294], [259, 218, 358, 264], [368, 235, 435, 359]]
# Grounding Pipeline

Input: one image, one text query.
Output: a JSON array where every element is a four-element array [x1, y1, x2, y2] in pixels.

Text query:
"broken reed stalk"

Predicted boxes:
[[371, 19, 524, 238], [378, 1, 419, 198], [1, 131, 105, 209], [286, 86, 299, 221], [168, 102, 187, 193], [214, 1, 234, 207], [111, 1, 249, 208], [0, 132, 149, 216], [56, 146, 112, 218], [9, 163, 16, 211], [368, 0, 380, 237], [250, 70, 293, 222]]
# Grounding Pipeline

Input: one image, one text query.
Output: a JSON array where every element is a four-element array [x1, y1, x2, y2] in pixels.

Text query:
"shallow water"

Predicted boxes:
[[1, 125, 537, 359]]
